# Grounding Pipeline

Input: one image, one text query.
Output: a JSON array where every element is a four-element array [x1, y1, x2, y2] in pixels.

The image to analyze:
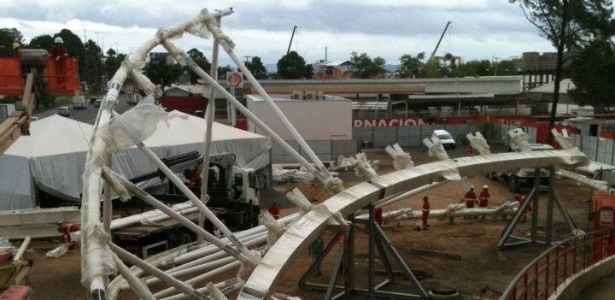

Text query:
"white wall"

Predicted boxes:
[[246, 95, 352, 141]]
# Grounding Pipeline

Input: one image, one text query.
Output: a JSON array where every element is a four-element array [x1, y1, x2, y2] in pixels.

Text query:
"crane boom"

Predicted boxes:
[[287, 25, 297, 55], [427, 21, 452, 64]]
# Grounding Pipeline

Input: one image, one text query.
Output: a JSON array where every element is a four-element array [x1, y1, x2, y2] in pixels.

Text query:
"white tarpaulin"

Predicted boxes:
[[0, 111, 270, 210]]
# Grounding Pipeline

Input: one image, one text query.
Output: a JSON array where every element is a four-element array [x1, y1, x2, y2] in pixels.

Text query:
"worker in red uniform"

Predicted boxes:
[[50, 37, 68, 61], [268, 201, 280, 220], [515, 193, 532, 223], [50, 37, 69, 89], [479, 185, 490, 219], [422, 195, 430, 230], [375, 206, 383, 226], [461, 186, 478, 219]]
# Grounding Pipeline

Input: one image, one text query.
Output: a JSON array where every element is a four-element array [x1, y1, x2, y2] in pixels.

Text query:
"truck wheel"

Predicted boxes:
[[509, 177, 520, 193]]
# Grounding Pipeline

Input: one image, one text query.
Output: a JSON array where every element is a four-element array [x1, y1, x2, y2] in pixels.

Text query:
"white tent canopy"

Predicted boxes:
[[0, 111, 271, 210]]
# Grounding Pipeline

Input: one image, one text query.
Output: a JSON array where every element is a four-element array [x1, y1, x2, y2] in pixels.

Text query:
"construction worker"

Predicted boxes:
[[12, 42, 21, 58], [479, 185, 490, 219], [421, 195, 430, 230], [309, 235, 324, 276], [268, 201, 280, 220], [50, 37, 68, 61], [50, 37, 69, 89], [461, 186, 477, 219], [515, 193, 532, 223], [375, 206, 383, 227]]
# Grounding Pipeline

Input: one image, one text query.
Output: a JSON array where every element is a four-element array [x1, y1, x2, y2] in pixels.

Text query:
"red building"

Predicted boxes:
[[158, 85, 208, 116]]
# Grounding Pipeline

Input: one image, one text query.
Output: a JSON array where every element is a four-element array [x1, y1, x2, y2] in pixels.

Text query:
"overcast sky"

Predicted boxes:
[[1, 0, 556, 66]]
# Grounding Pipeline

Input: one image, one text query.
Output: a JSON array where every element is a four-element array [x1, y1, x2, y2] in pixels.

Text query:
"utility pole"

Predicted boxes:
[[493, 56, 500, 76], [287, 25, 297, 55]]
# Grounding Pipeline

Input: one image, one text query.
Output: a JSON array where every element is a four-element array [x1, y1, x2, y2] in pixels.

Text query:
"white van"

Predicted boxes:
[[432, 129, 456, 150], [72, 96, 86, 109]]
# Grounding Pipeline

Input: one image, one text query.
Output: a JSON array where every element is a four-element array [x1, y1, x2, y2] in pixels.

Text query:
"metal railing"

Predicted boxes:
[[500, 228, 615, 300]]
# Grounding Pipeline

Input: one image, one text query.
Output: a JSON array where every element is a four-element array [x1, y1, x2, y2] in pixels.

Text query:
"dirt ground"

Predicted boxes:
[[15, 145, 594, 299]]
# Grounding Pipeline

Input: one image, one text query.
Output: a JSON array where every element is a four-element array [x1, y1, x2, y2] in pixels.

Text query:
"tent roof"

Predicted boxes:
[[145, 110, 266, 146], [5, 115, 93, 157]]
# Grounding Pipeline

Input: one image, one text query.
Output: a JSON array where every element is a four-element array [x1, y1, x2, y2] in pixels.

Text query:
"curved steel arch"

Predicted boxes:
[[239, 149, 588, 298]]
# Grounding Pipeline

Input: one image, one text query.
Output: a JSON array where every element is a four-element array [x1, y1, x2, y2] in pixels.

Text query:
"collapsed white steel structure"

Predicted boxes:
[[82, 8, 598, 300]]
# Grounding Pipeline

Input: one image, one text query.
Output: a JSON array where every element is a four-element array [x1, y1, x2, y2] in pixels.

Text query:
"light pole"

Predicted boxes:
[[492, 56, 500, 76]]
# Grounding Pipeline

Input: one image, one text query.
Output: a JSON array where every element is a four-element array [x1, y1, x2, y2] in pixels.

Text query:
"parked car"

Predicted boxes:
[[94, 99, 102, 108], [432, 129, 456, 150], [72, 96, 86, 109], [90, 97, 97, 104], [57, 106, 71, 117]]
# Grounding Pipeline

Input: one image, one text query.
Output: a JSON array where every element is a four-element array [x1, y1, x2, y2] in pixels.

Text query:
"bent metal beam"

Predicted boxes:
[[239, 148, 588, 299]]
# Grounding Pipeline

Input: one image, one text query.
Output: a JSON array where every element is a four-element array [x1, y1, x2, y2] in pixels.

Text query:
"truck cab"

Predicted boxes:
[[508, 143, 554, 193], [113, 151, 266, 258]]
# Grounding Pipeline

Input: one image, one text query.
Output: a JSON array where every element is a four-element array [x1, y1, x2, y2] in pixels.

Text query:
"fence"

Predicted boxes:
[[500, 228, 615, 300]]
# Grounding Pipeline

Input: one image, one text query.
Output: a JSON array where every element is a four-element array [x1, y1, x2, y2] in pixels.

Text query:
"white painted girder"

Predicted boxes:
[[239, 148, 588, 299]]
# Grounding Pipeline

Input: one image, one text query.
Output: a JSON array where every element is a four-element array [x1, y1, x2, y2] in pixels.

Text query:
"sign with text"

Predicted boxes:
[[353, 118, 428, 127]]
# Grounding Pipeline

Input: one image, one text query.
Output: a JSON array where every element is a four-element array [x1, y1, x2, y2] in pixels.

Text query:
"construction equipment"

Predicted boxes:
[[113, 151, 265, 258], [427, 21, 452, 65], [287, 25, 297, 55], [0, 48, 81, 153]]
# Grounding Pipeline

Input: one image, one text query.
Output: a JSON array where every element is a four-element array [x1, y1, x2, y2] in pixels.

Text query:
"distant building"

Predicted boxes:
[[158, 85, 207, 115], [312, 60, 352, 79], [148, 52, 175, 65]]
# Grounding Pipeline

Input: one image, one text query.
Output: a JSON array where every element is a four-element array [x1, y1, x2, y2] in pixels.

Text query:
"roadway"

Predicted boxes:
[[33, 96, 133, 125]]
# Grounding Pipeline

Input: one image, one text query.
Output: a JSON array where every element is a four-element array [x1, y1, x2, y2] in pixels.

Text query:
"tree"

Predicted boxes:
[[349, 52, 386, 79], [0, 28, 24, 57], [277, 51, 311, 79], [28, 35, 54, 50], [217, 65, 233, 79], [456, 59, 493, 77], [510, 0, 615, 143], [82, 40, 105, 92], [105, 49, 126, 80], [185, 48, 211, 84], [245, 56, 268, 79], [568, 40, 615, 113], [144, 56, 184, 88], [398, 52, 425, 78]]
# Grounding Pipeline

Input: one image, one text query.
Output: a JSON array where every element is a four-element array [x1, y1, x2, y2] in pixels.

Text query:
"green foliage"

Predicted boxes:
[[277, 51, 311, 79], [144, 56, 184, 88], [398, 53, 425, 78], [349, 51, 386, 79], [105, 51, 126, 80], [0, 28, 24, 57], [245, 56, 268, 79], [456, 59, 493, 77], [28, 35, 54, 50], [569, 40, 615, 113], [511, 0, 615, 140], [82, 40, 106, 92], [217, 65, 234, 79], [186, 48, 211, 84]]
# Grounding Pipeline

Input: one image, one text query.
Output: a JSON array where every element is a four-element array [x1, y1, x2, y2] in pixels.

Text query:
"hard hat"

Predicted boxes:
[[483, 185, 489, 189], [470, 185, 474, 189], [12, 42, 20, 49], [54, 37, 64, 44], [423, 195, 429, 201]]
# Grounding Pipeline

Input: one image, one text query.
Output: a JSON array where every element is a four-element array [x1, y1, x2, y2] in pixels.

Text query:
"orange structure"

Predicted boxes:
[[0, 55, 81, 96], [591, 191, 615, 263]]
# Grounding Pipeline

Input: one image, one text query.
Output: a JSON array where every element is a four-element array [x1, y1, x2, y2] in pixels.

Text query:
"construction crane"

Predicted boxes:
[[286, 25, 297, 55], [427, 21, 452, 64], [0, 48, 81, 153]]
